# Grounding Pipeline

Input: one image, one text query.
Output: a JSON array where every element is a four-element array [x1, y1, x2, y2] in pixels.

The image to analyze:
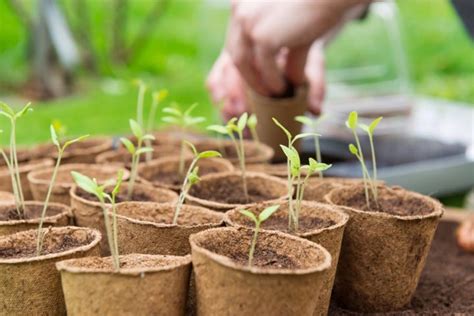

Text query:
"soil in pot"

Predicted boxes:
[[115, 202, 224, 256], [190, 227, 331, 316], [194, 139, 274, 165], [325, 184, 444, 312], [56, 254, 192, 316], [186, 172, 287, 211], [0, 226, 101, 315], [70, 182, 178, 255], [0, 158, 54, 200], [225, 201, 349, 316], [331, 220, 474, 315], [28, 163, 129, 206], [54, 136, 113, 164], [0, 201, 71, 236], [138, 156, 234, 191]]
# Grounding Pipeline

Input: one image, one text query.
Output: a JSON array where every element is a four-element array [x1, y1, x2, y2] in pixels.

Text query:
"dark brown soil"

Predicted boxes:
[[0, 228, 95, 259], [330, 221, 474, 315], [76, 188, 152, 203], [0, 204, 63, 221], [150, 165, 223, 186], [190, 183, 271, 204]]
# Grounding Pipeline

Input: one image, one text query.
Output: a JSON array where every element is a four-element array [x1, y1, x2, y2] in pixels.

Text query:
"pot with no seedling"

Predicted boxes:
[[0, 201, 71, 236], [225, 200, 349, 316], [115, 202, 223, 256], [0, 226, 101, 315], [190, 226, 331, 315], [70, 182, 178, 255], [56, 254, 192, 316], [0, 158, 54, 200], [28, 163, 129, 205], [53, 136, 113, 164]]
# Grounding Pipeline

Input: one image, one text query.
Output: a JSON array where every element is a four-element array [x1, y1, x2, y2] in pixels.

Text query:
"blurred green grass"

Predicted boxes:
[[0, 0, 472, 146]]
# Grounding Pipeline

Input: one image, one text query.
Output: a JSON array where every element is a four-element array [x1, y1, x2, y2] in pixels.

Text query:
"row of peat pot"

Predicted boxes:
[[0, 177, 444, 315]]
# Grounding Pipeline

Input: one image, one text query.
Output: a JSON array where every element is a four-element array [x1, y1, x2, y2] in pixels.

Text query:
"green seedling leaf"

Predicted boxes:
[[315, 162, 332, 172], [129, 119, 143, 139], [273, 117, 292, 141], [280, 145, 300, 177], [295, 115, 313, 126], [63, 135, 89, 149], [258, 205, 280, 222], [348, 143, 359, 155], [185, 116, 206, 126], [239, 210, 257, 223], [162, 116, 179, 124], [111, 169, 125, 197], [359, 124, 370, 134], [292, 132, 321, 144], [135, 147, 154, 156], [237, 112, 248, 131], [162, 107, 182, 116], [207, 125, 229, 135], [142, 134, 156, 141], [15, 103, 33, 119], [120, 137, 136, 154], [0, 102, 15, 117], [188, 167, 200, 185], [346, 111, 358, 130], [247, 114, 257, 128], [71, 171, 98, 195], [369, 117, 383, 134], [154, 89, 168, 102], [184, 140, 198, 156], [50, 125, 59, 147], [198, 150, 221, 159]]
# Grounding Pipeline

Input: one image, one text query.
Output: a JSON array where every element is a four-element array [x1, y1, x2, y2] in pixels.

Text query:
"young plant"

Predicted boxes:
[[162, 103, 205, 175], [36, 126, 89, 255], [71, 170, 124, 271], [133, 79, 147, 128], [247, 113, 259, 144], [145, 89, 168, 161], [346, 111, 382, 208], [208, 113, 249, 200], [280, 144, 331, 231], [0, 102, 33, 217], [239, 205, 280, 267], [120, 119, 154, 200], [173, 141, 221, 224], [295, 114, 327, 178]]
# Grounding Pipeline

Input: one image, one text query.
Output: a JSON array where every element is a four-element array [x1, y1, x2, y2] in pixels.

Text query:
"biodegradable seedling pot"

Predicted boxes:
[[0, 226, 101, 315], [70, 182, 178, 255], [54, 136, 113, 164], [246, 86, 308, 161], [303, 177, 366, 203], [0, 190, 15, 203], [195, 139, 274, 165], [0, 158, 54, 200], [138, 157, 234, 191], [56, 254, 192, 316], [115, 202, 224, 256], [186, 171, 288, 212], [95, 144, 187, 167], [0, 201, 71, 236], [28, 163, 129, 206], [325, 184, 444, 312], [225, 201, 349, 316], [190, 227, 331, 316]]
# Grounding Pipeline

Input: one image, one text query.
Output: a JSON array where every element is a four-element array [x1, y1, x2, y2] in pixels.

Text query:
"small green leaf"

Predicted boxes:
[[15, 103, 33, 119], [369, 116, 383, 134], [295, 115, 313, 126], [135, 147, 154, 156], [308, 158, 318, 171], [0, 102, 15, 117], [50, 125, 59, 147], [162, 116, 179, 124], [239, 210, 258, 223], [280, 145, 300, 177], [129, 119, 143, 139], [154, 89, 168, 102], [258, 205, 280, 222], [185, 116, 205, 126], [207, 125, 229, 135], [162, 107, 182, 116], [71, 171, 99, 195], [292, 132, 320, 144], [346, 111, 358, 130], [247, 114, 257, 128], [197, 150, 221, 159], [315, 162, 332, 172], [348, 144, 358, 155], [184, 140, 198, 156], [120, 137, 136, 154], [188, 167, 200, 185], [142, 134, 156, 141], [237, 112, 248, 131], [63, 135, 89, 149], [272, 117, 292, 141], [111, 169, 124, 197], [359, 124, 370, 134]]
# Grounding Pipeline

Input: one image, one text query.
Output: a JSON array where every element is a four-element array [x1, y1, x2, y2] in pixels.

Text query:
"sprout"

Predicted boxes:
[[162, 103, 206, 175], [120, 119, 154, 200], [0, 102, 33, 217], [133, 79, 147, 128], [247, 114, 259, 144], [208, 113, 249, 200], [145, 89, 168, 162], [346, 111, 382, 208], [239, 205, 280, 267], [36, 126, 89, 255], [295, 114, 327, 178], [173, 141, 221, 225], [72, 170, 124, 271]]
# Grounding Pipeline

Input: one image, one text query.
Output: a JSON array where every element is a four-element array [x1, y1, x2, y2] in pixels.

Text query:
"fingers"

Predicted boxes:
[[305, 43, 326, 114], [285, 45, 310, 87], [254, 45, 286, 94]]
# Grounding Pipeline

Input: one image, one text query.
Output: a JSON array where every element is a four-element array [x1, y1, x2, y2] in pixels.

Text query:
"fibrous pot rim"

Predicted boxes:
[[0, 201, 71, 226]]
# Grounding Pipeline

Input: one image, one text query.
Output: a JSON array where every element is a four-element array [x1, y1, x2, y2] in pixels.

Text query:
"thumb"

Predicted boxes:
[[305, 44, 326, 115]]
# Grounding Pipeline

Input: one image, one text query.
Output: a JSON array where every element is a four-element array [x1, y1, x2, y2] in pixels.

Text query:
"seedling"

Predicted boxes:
[[247, 114, 259, 144], [72, 170, 124, 271], [0, 102, 33, 217], [145, 89, 168, 161], [120, 119, 154, 200], [36, 126, 88, 255], [208, 113, 249, 200], [162, 103, 205, 175], [239, 205, 280, 267], [133, 79, 147, 128], [295, 114, 327, 178], [173, 141, 221, 224], [346, 111, 382, 208]]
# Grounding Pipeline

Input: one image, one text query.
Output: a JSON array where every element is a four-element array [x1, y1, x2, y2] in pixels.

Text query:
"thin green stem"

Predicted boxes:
[[127, 154, 138, 200], [1, 149, 21, 217], [145, 99, 159, 162], [314, 136, 323, 178], [173, 158, 198, 224], [178, 138, 186, 176], [248, 221, 260, 267], [36, 152, 62, 255], [99, 197, 118, 270], [137, 85, 146, 127], [11, 120, 25, 213], [110, 198, 120, 271], [250, 127, 259, 144], [368, 133, 378, 201], [237, 132, 248, 200]]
